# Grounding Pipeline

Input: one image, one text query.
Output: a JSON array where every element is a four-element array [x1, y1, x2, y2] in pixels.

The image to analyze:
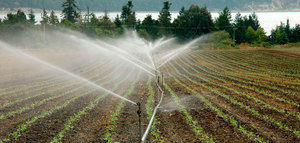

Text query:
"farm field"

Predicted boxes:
[[0, 48, 299, 143]]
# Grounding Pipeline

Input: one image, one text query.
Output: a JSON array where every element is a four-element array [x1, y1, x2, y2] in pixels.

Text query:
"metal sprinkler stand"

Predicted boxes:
[[137, 102, 142, 142]]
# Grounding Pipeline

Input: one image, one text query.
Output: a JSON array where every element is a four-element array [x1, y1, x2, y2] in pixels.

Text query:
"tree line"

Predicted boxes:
[[0, 0, 299, 48], [1, 0, 298, 11]]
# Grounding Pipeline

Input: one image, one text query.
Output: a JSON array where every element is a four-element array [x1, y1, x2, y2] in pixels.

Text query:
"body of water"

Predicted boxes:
[[1, 11, 299, 35]]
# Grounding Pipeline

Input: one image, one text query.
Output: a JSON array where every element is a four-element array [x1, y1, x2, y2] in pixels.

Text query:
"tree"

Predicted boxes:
[[215, 6, 232, 34], [95, 14, 117, 37], [290, 24, 300, 43], [49, 10, 59, 25], [173, 5, 214, 39], [114, 14, 122, 28], [245, 26, 257, 43], [270, 23, 288, 44], [84, 6, 92, 23], [179, 7, 185, 15], [233, 13, 245, 43], [233, 12, 261, 43], [285, 19, 291, 42], [1, 10, 28, 44], [62, 0, 80, 23], [121, 0, 133, 19], [245, 13, 260, 30], [141, 15, 160, 39], [205, 31, 235, 49], [28, 9, 36, 25], [83, 13, 100, 36], [121, 0, 136, 28], [3, 10, 27, 24], [41, 9, 49, 25], [255, 28, 267, 43], [158, 0, 172, 35], [3, 11, 25, 24]]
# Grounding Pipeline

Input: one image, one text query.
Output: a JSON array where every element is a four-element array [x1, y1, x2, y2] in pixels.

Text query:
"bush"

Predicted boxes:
[[200, 31, 236, 49], [261, 42, 272, 48]]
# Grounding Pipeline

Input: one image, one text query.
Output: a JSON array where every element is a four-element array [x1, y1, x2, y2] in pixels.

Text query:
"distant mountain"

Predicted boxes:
[[0, 0, 299, 11]]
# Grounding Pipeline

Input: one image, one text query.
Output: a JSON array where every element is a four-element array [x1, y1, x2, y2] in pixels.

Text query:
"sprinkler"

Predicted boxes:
[[137, 102, 142, 142]]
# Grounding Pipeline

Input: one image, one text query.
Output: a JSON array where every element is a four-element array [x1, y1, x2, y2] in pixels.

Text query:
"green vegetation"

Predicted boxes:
[[0, 61, 117, 120], [103, 72, 141, 142], [163, 82, 215, 142], [163, 67, 268, 143], [50, 66, 133, 143], [145, 76, 166, 142], [0, 0, 299, 48]]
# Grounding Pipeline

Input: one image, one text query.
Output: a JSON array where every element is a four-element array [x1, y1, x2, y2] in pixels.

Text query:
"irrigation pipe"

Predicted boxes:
[[141, 71, 165, 143]]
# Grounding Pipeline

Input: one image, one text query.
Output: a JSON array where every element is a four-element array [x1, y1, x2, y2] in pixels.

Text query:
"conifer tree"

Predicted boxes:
[[41, 9, 49, 25], [49, 10, 59, 25], [62, 0, 80, 23], [114, 14, 122, 28], [158, 0, 172, 35], [215, 6, 232, 34], [28, 9, 36, 25], [121, 0, 136, 28]]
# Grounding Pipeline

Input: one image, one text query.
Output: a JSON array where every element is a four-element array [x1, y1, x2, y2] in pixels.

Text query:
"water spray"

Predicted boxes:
[[157, 37, 202, 68], [68, 36, 156, 77], [0, 41, 137, 105]]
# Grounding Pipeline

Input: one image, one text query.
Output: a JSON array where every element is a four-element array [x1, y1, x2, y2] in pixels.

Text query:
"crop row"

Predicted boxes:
[[172, 59, 299, 119], [220, 51, 300, 74], [0, 58, 111, 98], [190, 51, 291, 82], [199, 52, 300, 82], [238, 50, 300, 64], [181, 55, 300, 107], [163, 66, 268, 142], [0, 59, 115, 108], [0, 55, 100, 79], [103, 71, 141, 142], [189, 53, 299, 97], [161, 77, 214, 142], [0, 90, 93, 142], [178, 56, 299, 109], [0, 60, 116, 112], [0, 62, 124, 142], [211, 50, 299, 75], [0, 63, 121, 120], [145, 76, 166, 142], [165, 62, 299, 137], [0, 58, 102, 94], [50, 66, 134, 143], [203, 51, 299, 80]]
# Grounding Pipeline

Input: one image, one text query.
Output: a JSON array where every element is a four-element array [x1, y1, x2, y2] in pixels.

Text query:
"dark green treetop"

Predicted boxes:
[[28, 9, 36, 25], [121, 0, 136, 28], [62, 0, 80, 23], [49, 10, 59, 25], [173, 5, 214, 39], [41, 8, 49, 25], [158, 0, 172, 35], [215, 6, 232, 33]]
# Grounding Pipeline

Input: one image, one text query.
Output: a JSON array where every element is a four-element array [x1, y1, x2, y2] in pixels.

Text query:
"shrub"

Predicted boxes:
[[199, 31, 235, 49]]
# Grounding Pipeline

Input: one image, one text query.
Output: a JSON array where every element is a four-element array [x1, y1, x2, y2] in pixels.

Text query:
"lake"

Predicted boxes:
[[1, 11, 299, 35]]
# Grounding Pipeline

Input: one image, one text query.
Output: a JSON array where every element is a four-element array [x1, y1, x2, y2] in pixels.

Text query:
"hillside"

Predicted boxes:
[[0, 0, 299, 11]]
